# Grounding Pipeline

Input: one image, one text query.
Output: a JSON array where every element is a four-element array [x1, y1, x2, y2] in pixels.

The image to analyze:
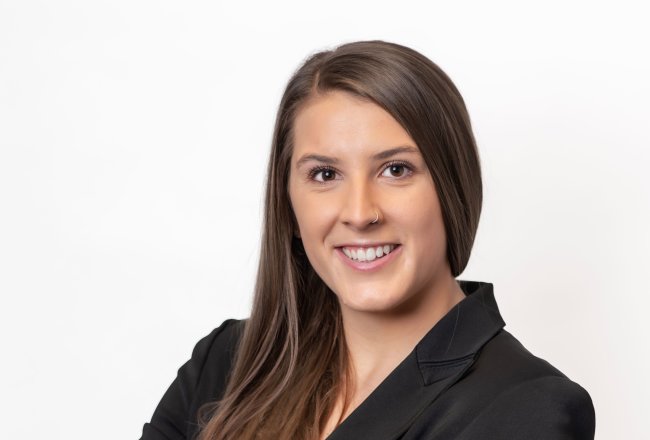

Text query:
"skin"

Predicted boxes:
[[287, 90, 466, 436]]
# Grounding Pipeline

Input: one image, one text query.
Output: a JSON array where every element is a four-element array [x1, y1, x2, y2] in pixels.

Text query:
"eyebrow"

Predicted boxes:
[[295, 145, 420, 168]]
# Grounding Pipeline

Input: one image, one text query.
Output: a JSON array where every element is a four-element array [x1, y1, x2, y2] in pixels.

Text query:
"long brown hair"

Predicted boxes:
[[197, 40, 482, 440]]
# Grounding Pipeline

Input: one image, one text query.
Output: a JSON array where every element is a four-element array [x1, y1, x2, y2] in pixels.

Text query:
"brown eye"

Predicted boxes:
[[389, 165, 405, 177], [319, 169, 336, 181], [381, 163, 411, 178], [309, 167, 338, 183]]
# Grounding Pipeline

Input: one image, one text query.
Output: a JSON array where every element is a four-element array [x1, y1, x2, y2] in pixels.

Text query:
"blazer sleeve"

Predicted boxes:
[[139, 320, 239, 440], [458, 375, 596, 440]]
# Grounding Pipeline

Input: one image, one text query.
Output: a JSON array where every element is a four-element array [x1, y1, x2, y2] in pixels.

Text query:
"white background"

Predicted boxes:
[[1, 1, 648, 438]]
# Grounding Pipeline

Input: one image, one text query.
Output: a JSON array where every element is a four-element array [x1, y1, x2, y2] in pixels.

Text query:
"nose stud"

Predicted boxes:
[[370, 210, 380, 224]]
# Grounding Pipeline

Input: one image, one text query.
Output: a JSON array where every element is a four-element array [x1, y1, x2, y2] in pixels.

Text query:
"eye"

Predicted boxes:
[[308, 166, 338, 183], [381, 161, 413, 178]]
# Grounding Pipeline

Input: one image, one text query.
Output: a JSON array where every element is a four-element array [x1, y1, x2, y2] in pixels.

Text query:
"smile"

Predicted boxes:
[[335, 244, 402, 272], [341, 244, 397, 262]]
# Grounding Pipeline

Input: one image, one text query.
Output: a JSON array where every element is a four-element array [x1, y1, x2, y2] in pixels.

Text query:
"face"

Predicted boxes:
[[288, 90, 453, 316]]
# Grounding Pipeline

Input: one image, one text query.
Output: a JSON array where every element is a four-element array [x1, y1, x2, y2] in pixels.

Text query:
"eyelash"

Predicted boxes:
[[306, 160, 415, 184]]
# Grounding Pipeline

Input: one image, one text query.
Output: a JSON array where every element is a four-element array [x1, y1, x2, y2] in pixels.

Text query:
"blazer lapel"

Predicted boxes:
[[327, 281, 505, 440]]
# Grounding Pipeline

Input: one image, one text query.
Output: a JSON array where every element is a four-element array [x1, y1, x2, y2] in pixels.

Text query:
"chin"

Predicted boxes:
[[338, 290, 406, 314]]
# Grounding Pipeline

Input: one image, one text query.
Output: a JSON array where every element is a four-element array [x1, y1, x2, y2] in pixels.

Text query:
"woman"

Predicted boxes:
[[140, 40, 595, 439]]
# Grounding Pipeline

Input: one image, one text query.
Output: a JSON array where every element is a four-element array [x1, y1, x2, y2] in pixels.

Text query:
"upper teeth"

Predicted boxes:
[[342, 245, 396, 262]]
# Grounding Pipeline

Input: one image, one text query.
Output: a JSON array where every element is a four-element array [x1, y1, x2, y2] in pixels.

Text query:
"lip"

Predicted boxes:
[[336, 242, 399, 248], [335, 244, 402, 272]]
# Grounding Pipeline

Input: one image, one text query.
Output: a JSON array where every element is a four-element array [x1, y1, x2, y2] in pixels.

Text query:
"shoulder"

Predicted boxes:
[[187, 319, 246, 406], [191, 318, 246, 376], [177, 318, 245, 397], [473, 329, 589, 388], [457, 330, 596, 439], [140, 319, 246, 440]]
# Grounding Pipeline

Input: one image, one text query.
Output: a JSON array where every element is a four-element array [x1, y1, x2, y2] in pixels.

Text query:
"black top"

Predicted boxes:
[[140, 281, 596, 439]]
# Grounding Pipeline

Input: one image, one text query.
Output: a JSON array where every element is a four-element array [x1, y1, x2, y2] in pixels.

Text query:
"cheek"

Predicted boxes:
[[399, 188, 447, 257], [289, 187, 335, 251], [417, 201, 445, 241], [292, 202, 337, 280]]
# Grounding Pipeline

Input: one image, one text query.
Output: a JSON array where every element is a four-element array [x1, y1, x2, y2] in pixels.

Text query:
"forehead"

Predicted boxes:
[[291, 90, 418, 161]]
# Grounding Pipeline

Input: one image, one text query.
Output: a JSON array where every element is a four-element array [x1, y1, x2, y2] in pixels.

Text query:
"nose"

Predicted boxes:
[[339, 177, 380, 230]]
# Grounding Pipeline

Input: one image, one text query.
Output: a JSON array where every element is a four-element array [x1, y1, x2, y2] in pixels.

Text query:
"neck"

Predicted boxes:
[[340, 275, 466, 393]]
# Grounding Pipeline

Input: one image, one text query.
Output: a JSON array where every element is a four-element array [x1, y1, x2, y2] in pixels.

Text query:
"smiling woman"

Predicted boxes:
[[140, 40, 595, 440]]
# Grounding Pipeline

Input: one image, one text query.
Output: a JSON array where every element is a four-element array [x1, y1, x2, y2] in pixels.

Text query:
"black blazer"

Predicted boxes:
[[140, 281, 596, 439]]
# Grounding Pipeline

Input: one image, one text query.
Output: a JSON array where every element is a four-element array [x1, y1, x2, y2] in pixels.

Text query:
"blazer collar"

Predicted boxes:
[[328, 280, 505, 440]]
